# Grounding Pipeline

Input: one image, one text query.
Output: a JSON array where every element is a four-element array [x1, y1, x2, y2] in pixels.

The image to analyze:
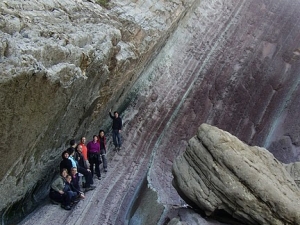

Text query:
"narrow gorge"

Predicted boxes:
[[1, 0, 300, 224]]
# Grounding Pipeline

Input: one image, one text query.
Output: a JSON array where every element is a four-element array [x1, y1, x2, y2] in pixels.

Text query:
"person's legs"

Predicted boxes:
[[116, 131, 121, 148], [67, 191, 77, 200], [49, 191, 63, 203], [61, 193, 72, 209], [78, 167, 94, 187], [112, 130, 118, 149], [101, 154, 107, 171], [95, 158, 101, 179], [89, 157, 95, 177], [100, 149, 107, 171]]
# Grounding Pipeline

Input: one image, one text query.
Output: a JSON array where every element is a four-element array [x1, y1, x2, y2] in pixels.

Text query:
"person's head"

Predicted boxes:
[[60, 168, 68, 177], [71, 167, 77, 176], [114, 111, 119, 118], [99, 130, 105, 138], [93, 135, 98, 142], [66, 175, 72, 183], [70, 139, 76, 147], [77, 144, 83, 153], [67, 147, 75, 156], [81, 137, 86, 144], [62, 151, 69, 159]]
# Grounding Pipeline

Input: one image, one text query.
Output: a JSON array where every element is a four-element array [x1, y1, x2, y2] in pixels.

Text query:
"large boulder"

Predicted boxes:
[[172, 123, 300, 225]]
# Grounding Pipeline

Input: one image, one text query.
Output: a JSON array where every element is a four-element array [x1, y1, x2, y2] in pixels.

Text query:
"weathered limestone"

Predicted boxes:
[[1, 0, 300, 224], [172, 123, 300, 225], [284, 162, 300, 188], [0, 0, 194, 222]]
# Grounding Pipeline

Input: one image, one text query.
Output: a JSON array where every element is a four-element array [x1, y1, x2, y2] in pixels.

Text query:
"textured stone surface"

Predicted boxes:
[[284, 162, 300, 188], [172, 123, 300, 225], [146, 0, 300, 216], [0, 0, 194, 222], [1, 0, 300, 224]]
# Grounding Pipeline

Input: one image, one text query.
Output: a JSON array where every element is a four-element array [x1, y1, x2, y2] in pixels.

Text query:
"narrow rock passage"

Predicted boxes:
[[19, 0, 300, 224]]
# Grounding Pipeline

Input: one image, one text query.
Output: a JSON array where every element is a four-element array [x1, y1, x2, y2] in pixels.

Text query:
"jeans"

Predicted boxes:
[[100, 149, 107, 169], [112, 130, 121, 148]]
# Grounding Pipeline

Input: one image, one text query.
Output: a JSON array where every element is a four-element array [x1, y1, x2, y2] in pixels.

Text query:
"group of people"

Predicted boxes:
[[49, 110, 123, 210]]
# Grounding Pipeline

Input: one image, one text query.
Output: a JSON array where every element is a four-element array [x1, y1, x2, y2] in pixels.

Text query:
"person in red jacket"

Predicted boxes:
[[98, 130, 108, 172], [78, 137, 88, 161]]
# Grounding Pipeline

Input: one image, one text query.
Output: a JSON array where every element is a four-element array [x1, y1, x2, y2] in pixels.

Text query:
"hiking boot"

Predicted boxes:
[[104, 169, 107, 172], [85, 185, 96, 192], [61, 205, 71, 210], [50, 199, 60, 205], [72, 196, 80, 204], [98, 176, 101, 180]]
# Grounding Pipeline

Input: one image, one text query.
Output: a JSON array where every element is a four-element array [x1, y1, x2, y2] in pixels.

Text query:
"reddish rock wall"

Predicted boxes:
[[4, 0, 300, 224]]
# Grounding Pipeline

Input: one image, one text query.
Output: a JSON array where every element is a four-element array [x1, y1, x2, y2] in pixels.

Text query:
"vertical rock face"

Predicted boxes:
[[172, 123, 300, 225], [145, 1, 300, 221], [0, 0, 194, 221], [1, 0, 300, 224]]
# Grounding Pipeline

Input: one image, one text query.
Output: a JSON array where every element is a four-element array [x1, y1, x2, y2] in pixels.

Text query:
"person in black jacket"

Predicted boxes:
[[60, 151, 72, 174], [98, 130, 108, 172], [109, 109, 122, 151]]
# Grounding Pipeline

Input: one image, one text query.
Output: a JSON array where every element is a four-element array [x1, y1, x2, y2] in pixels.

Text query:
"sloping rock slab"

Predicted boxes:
[[172, 123, 300, 225], [284, 162, 300, 189]]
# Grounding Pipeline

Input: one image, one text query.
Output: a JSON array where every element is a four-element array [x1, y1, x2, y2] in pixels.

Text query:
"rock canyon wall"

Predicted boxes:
[[1, 0, 300, 224]]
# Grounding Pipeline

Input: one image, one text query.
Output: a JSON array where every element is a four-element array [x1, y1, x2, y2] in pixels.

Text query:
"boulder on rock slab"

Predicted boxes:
[[172, 123, 300, 225]]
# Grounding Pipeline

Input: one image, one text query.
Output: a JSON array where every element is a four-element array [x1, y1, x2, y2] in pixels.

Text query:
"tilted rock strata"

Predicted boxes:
[[1, 0, 300, 224], [284, 162, 300, 188], [0, 0, 194, 220], [172, 123, 300, 225], [147, 0, 300, 217]]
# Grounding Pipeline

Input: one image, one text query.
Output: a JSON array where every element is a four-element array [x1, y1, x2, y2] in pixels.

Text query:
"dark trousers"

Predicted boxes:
[[77, 166, 94, 186], [100, 149, 107, 169], [89, 154, 101, 178], [49, 189, 71, 206], [112, 130, 121, 148]]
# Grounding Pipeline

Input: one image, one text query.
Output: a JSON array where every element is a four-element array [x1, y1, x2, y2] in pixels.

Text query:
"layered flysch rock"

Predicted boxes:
[[1, 0, 300, 224], [0, 0, 194, 222], [284, 162, 300, 188], [172, 123, 300, 225]]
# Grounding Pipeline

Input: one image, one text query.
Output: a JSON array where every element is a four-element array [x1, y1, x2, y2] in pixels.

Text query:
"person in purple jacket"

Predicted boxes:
[[87, 135, 101, 180]]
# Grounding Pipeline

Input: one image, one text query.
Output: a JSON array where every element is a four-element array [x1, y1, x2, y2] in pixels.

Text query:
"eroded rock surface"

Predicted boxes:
[[0, 0, 194, 222], [284, 162, 300, 188], [172, 123, 300, 225], [1, 0, 300, 224]]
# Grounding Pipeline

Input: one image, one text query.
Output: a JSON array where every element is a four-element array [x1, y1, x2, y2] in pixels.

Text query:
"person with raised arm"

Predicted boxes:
[[109, 109, 122, 151]]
